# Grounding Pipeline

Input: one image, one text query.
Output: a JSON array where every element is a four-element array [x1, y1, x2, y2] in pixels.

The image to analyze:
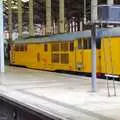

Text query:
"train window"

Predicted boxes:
[[88, 38, 91, 49], [70, 41, 74, 51], [83, 39, 88, 49], [61, 53, 69, 64], [20, 44, 24, 51], [78, 39, 83, 49], [44, 44, 48, 52], [24, 44, 28, 51], [15, 44, 19, 51], [96, 38, 101, 49], [37, 52, 40, 62], [52, 43, 59, 52], [83, 38, 91, 49], [52, 54, 59, 63], [61, 42, 68, 51]]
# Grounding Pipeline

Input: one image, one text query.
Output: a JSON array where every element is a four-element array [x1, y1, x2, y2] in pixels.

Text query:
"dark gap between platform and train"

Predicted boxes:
[[0, 96, 61, 120]]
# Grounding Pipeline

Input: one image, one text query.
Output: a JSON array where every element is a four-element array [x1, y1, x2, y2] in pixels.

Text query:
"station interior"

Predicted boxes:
[[1, 0, 120, 120]]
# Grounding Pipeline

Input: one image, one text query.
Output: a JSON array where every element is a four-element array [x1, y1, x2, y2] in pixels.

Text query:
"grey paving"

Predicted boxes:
[[0, 66, 120, 120]]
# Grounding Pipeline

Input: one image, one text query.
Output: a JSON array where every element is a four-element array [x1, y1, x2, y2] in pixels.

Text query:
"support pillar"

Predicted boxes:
[[64, 18, 69, 32], [91, 0, 97, 23], [91, 0, 98, 92], [80, 21, 83, 31], [84, 0, 86, 24], [46, 0, 51, 34], [18, 0, 22, 38], [0, 0, 4, 72], [8, 0, 12, 41], [59, 0, 65, 33], [91, 25, 96, 92], [107, 0, 114, 27], [29, 0, 34, 36]]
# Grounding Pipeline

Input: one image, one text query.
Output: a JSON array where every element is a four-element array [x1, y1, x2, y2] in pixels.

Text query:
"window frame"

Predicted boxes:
[[78, 39, 83, 49], [61, 42, 69, 52], [51, 42, 59, 52], [83, 38, 91, 49], [70, 41, 74, 51], [44, 43, 48, 52]]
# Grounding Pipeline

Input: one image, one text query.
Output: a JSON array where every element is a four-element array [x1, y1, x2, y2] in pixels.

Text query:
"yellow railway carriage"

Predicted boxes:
[[10, 27, 120, 76]]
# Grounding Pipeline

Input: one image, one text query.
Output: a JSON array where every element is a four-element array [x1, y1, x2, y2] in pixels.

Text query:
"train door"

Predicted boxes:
[[51, 42, 60, 70], [101, 37, 119, 75], [78, 38, 100, 74], [75, 39, 84, 71], [42, 43, 53, 70], [40, 43, 48, 69]]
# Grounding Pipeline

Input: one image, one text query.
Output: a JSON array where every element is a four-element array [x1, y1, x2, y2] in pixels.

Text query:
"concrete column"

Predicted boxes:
[[59, 0, 65, 33], [91, 0, 97, 23], [53, 20, 56, 34], [84, 0, 86, 24], [80, 21, 83, 31], [8, 0, 12, 41], [0, 0, 4, 72], [75, 22, 78, 32], [64, 19, 69, 32], [107, 0, 114, 5], [91, 0, 98, 92], [18, 0, 22, 38], [107, 0, 114, 27], [69, 23, 72, 32], [29, 0, 34, 36], [72, 20, 75, 32], [46, 0, 51, 34]]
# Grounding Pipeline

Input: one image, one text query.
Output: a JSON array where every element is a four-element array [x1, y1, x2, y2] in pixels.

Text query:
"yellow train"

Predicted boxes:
[[10, 27, 120, 76]]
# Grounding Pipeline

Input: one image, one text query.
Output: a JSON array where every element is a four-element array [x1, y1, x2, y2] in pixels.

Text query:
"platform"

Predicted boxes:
[[0, 66, 120, 120]]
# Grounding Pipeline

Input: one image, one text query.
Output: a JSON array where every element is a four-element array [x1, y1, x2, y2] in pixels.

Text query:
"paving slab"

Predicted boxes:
[[0, 66, 120, 120]]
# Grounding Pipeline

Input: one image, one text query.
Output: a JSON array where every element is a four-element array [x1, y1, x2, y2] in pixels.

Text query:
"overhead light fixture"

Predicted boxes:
[[22, 0, 29, 2]]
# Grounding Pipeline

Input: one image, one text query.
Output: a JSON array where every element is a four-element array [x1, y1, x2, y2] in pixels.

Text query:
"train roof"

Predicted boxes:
[[13, 27, 120, 44]]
